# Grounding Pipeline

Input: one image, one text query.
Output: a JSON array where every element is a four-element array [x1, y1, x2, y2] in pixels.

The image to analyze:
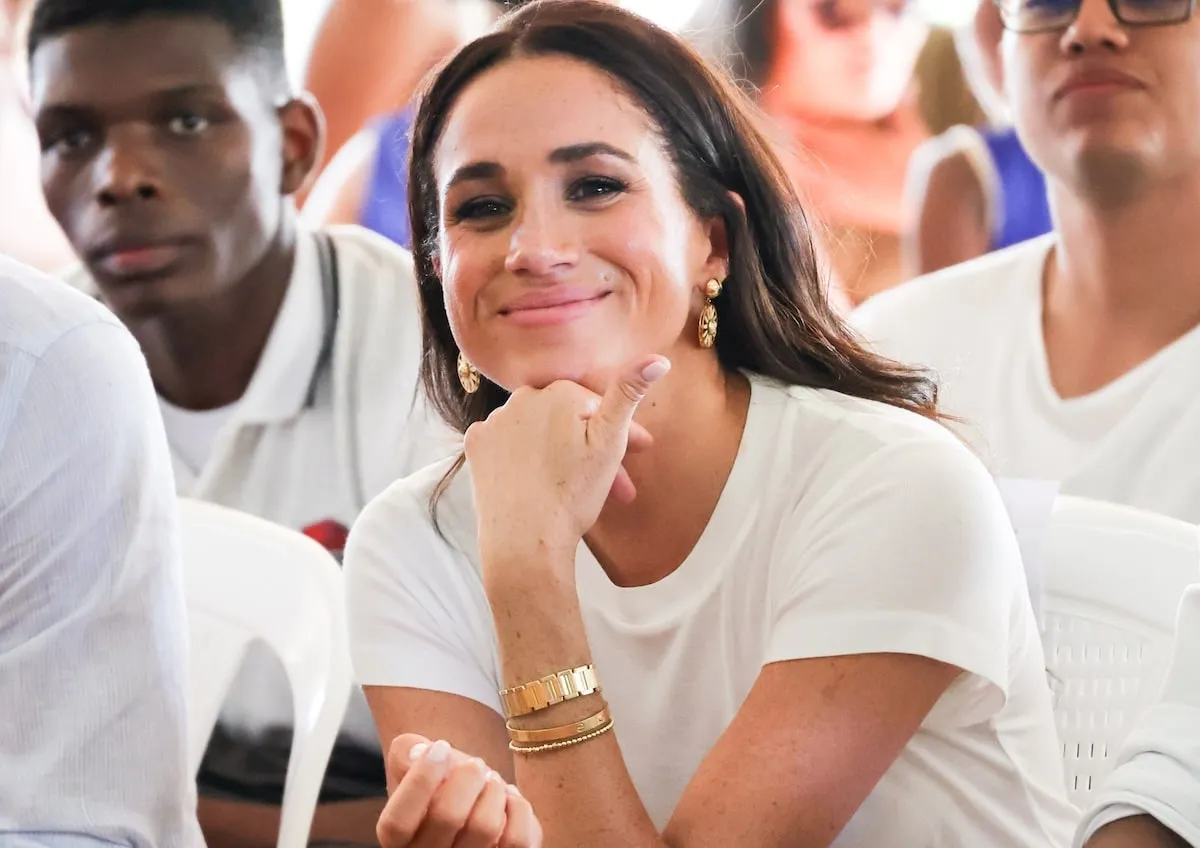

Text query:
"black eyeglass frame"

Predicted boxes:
[[993, 0, 1197, 33]]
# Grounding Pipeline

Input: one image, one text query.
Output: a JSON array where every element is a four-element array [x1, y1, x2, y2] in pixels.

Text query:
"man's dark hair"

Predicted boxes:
[[27, 0, 288, 82]]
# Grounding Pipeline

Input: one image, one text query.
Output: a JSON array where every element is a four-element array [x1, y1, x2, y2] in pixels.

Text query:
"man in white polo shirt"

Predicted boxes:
[[853, 0, 1200, 524], [1076, 585, 1200, 848], [0, 257, 198, 846], [27, 0, 456, 843]]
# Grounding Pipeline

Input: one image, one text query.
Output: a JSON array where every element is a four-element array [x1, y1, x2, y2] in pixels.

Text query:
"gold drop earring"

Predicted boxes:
[[457, 353, 481, 394], [698, 278, 723, 349]]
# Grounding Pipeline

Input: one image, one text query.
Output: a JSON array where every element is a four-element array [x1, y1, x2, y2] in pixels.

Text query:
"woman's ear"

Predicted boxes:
[[703, 191, 745, 281]]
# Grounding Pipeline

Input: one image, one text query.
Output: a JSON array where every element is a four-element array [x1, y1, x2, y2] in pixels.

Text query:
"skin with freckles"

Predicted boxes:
[[362, 6, 987, 844]]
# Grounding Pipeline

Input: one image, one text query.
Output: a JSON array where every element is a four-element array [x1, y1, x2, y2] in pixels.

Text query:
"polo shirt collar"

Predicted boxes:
[[235, 228, 325, 425]]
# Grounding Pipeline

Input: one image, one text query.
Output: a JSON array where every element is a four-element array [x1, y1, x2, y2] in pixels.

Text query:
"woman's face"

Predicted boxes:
[[431, 55, 728, 394], [775, 0, 928, 120]]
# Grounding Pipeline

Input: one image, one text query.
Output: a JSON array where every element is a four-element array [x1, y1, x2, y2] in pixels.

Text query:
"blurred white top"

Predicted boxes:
[[0, 257, 199, 846]]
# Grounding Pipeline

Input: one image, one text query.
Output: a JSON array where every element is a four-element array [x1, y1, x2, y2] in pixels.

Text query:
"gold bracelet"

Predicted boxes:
[[509, 719, 614, 754], [499, 663, 601, 718], [507, 707, 611, 745]]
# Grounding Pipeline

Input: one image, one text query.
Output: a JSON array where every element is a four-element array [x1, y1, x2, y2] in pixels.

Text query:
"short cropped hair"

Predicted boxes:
[[28, 0, 288, 83]]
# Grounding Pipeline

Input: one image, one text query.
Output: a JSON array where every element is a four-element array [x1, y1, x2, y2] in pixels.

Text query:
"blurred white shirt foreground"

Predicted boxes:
[[0, 256, 199, 847]]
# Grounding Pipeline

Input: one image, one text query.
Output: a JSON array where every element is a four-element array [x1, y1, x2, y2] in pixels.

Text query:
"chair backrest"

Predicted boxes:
[[1042, 496, 1200, 809], [178, 498, 353, 848]]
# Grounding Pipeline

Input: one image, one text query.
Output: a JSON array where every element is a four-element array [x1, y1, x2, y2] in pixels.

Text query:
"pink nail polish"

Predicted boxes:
[[642, 359, 670, 382]]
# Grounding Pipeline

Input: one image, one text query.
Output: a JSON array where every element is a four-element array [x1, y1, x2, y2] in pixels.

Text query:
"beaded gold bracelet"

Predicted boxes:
[[508, 719, 614, 754], [507, 707, 611, 745]]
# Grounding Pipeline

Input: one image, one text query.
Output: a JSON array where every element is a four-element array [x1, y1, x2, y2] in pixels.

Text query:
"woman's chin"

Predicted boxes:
[[504, 362, 618, 395]]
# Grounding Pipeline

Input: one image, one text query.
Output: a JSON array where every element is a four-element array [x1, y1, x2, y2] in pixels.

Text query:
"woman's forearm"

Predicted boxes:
[[485, 553, 667, 848], [1086, 815, 1191, 848]]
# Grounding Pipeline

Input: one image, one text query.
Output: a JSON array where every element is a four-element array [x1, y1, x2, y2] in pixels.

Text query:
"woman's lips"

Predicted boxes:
[[498, 290, 613, 327]]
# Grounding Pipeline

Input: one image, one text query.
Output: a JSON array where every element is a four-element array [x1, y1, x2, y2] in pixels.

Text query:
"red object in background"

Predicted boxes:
[[302, 519, 349, 556]]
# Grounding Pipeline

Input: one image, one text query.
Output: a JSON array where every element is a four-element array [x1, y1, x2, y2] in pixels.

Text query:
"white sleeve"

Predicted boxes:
[[767, 437, 1027, 726], [344, 478, 502, 715], [1074, 586, 1200, 848], [0, 319, 198, 847]]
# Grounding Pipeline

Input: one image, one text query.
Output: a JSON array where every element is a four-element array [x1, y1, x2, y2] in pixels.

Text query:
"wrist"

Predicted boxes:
[[481, 545, 576, 598]]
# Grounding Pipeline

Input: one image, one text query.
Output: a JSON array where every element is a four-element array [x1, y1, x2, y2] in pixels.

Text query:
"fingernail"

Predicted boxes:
[[471, 757, 488, 774], [428, 740, 451, 763], [487, 770, 503, 785], [506, 783, 523, 797], [408, 742, 428, 762], [642, 359, 670, 383]]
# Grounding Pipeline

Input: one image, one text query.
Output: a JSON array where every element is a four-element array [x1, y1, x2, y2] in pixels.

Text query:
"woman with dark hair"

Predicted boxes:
[[343, 2, 1076, 846]]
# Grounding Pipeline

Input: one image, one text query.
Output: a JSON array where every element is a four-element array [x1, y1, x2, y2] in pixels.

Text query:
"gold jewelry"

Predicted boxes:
[[698, 277, 723, 348], [509, 719, 614, 754], [457, 353, 480, 394], [499, 664, 601, 718], [506, 707, 611, 745]]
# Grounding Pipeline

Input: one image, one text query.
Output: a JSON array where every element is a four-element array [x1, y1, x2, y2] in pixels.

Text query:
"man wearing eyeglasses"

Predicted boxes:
[[855, 0, 1200, 526], [854, 2, 1200, 843]]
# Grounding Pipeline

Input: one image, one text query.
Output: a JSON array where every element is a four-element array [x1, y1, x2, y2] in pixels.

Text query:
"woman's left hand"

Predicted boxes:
[[378, 734, 542, 848], [463, 357, 669, 574]]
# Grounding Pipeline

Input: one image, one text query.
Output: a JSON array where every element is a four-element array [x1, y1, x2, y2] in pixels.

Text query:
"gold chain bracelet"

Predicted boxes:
[[509, 719, 614, 754]]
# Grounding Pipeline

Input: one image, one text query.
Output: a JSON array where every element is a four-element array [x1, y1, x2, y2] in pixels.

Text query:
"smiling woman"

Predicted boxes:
[[342, 3, 1077, 848]]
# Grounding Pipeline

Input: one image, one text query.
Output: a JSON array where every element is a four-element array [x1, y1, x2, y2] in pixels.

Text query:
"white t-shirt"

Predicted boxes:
[[852, 235, 1200, 523], [1074, 584, 1200, 847], [345, 375, 1078, 846], [158, 399, 238, 476]]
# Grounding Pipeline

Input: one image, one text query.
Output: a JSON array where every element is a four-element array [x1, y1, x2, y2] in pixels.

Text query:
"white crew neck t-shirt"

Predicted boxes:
[[345, 375, 1078, 846], [157, 399, 239, 477], [852, 235, 1200, 523]]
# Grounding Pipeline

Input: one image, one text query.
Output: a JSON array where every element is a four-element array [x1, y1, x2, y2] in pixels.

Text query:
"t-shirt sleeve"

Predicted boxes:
[[343, 476, 502, 715], [767, 436, 1029, 726]]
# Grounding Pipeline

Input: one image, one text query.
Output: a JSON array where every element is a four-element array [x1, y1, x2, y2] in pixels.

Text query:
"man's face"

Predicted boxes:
[[1004, 0, 1200, 191], [31, 16, 315, 318]]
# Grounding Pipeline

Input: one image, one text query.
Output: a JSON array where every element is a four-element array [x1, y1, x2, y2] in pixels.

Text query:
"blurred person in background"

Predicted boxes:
[[27, 0, 454, 843], [905, 0, 1052, 276], [688, 0, 984, 304], [303, 0, 518, 244], [1, 256, 199, 848], [854, 0, 1200, 525], [297, 0, 497, 209], [0, 0, 72, 272]]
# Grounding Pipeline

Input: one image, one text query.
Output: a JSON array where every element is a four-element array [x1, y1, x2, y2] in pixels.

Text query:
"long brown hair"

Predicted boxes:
[[406, 0, 939, 498]]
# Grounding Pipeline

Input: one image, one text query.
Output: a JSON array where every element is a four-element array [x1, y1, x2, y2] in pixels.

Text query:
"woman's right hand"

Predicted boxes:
[[377, 735, 542, 848]]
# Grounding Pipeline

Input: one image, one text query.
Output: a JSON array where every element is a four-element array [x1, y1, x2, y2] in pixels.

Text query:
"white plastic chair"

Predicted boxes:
[[178, 498, 354, 848], [1042, 495, 1200, 808]]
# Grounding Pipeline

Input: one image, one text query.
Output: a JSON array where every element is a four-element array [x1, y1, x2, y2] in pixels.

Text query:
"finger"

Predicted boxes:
[[589, 357, 670, 450], [450, 770, 508, 848], [386, 734, 433, 791], [412, 756, 492, 848], [625, 422, 653, 453], [608, 466, 638, 505], [377, 739, 454, 847], [498, 786, 543, 848]]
